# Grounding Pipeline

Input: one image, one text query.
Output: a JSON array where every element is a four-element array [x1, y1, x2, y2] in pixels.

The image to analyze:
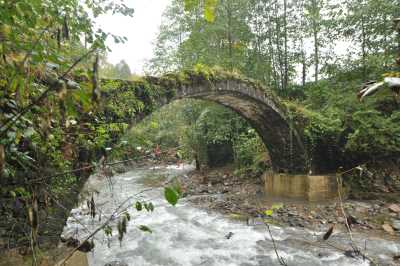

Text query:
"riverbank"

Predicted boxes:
[[0, 247, 88, 266], [177, 165, 400, 241]]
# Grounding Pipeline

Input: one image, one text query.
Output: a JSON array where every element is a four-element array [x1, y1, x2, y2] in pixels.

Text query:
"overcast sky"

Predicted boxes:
[[96, 0, 171, 74]]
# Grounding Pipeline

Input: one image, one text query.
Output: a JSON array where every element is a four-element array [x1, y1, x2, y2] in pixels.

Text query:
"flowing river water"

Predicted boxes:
[[62, 164, 400, 266]]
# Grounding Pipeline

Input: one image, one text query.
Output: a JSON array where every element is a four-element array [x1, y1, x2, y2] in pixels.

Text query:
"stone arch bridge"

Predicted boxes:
[[102, 69, 309, 174]]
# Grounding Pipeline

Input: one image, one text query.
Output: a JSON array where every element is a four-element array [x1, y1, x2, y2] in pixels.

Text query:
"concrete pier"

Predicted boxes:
[[263, 172, 339, 201]]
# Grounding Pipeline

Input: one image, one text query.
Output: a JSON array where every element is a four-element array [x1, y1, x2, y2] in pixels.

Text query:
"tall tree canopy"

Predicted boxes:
[[148, 0, 399, 94]]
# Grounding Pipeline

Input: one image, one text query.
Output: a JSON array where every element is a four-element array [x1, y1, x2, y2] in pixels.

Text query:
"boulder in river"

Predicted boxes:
[[382, 223, 395, 235], [388, 204, 400, 213], [391, 219, 400, 231]]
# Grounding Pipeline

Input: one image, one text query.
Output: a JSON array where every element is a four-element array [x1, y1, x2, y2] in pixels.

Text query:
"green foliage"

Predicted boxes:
[[286, 102, 339, 140], [122, 96, 269, 175], [104, 225, 113, 236], [150, 0, 399, 91], [138, 225, 153, 233], [101, 59, 132, 79], [148, 0, 251, 74], [284, 70, 400, 170], [144, 202, 155, 212], [233, 129, 268, 176], [0, 0, 140, 251], [164, 187, 180, 206], [346, 110, 400, 156], [135, 201, 143, 211], [184, 0, 219, 23], [264, 203, 283, 217], [0, 0, 136, 186]]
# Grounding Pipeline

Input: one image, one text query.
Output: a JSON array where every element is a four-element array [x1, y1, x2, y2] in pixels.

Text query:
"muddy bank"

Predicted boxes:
[[177, 166, 400, 241], [0, 247, 88, 266], [343, 158, 400, 201]]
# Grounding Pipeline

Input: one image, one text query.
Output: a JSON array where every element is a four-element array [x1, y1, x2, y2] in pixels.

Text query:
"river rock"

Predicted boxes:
[[391, 219, 400, 231], [388, 204, 400, 213], [225, 232, 234, 239], [104, 261, 128, 266], [382, 223, 395, 235], [78, 240, 95, 252], [317, 251, 332, 258]]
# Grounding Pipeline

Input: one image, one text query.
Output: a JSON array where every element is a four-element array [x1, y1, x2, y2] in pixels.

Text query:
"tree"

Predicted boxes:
[[0, 0, 134, 137], [148, 0, 252, 73], [0, 0, 134, 252], [340, 0, 399, 80], [150, 0, 400, 92], [115, 60, 132, 79], [305, 0, 324, 83]]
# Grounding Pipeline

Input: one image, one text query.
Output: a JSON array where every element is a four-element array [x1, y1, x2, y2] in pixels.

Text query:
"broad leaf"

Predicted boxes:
[[135, 201, 143, 211], [138, 225, 152, 233], [164, 187, 179, 206]]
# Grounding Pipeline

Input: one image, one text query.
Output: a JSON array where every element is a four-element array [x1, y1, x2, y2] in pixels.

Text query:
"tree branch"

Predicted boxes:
[[0, 47, 97, 137]]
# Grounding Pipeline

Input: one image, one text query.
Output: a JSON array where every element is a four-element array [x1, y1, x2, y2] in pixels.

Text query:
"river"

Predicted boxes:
[[62, 164, 400, 266]]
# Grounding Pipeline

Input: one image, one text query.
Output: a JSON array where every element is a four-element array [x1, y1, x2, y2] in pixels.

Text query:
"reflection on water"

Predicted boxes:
[[62, 165, 399, 266]]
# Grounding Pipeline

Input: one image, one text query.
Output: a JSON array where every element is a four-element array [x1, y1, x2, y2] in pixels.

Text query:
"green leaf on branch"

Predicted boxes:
[[184, 0, 198, 11], [144, 202, 154, 212], [271, 203, 283, 210], [204, 0, 218, 22], [138, 225, 152, 233], [104, 225, 113, 236], [164, 187, 180, 206], [264, 209, 273, 216], [183, 0, 218, 23], [135, 201, 143, 211]]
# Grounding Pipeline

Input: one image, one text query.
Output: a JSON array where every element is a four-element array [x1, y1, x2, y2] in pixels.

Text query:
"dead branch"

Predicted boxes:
[[255, 200, 287, 266]]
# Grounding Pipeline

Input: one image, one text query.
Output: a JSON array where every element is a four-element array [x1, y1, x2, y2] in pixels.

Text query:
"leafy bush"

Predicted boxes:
[[346, 110, 400, 157]]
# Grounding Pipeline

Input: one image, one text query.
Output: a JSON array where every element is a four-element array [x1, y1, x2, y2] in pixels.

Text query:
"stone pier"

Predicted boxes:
[[263, 172, 339, 201]]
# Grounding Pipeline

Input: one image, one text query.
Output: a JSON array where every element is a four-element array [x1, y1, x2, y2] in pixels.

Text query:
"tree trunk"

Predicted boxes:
[[283, 0, 289, 91], [361, 16, 367, 80], [311, 0, 319, 83], [301, 41, 307, 87], [275, 2, 284, 90], [226, 2, 233, 70]]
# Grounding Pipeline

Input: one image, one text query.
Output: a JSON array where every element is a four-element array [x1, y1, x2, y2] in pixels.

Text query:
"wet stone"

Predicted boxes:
[[318, 252, 331, 258], [382, 223, 395, 235], [389, 204, 400, 213], [392, 219, 400, 231], [104, 261, 128, 266]]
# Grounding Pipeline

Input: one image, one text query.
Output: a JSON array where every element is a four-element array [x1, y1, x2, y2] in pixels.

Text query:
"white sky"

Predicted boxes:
[[96, 0, 171, 74]]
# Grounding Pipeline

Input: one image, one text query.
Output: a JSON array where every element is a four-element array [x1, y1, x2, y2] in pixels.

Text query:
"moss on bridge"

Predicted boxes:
[[101, 65, 280, 106], [284, 101, 344, 172]]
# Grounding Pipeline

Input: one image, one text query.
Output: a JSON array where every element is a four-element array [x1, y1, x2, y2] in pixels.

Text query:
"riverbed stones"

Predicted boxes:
[[178, 166, 400, 238], [382, 223, 395, 235], [388, 204, 400, 213], [392, 219, 400, 231]]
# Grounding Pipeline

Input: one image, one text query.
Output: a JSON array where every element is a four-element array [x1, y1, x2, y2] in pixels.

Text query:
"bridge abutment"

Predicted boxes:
[[263, 171, 340, 201]]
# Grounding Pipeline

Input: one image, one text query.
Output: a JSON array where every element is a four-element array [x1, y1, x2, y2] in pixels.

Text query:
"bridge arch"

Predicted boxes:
[[105, 70, 309, 173]]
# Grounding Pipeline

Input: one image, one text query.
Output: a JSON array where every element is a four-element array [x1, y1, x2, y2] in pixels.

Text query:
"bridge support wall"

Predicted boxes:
[[263, 171, 340, 201]]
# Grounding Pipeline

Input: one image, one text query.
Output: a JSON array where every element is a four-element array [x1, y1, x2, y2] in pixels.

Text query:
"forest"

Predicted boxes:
[[0, 0, 400, 265]]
